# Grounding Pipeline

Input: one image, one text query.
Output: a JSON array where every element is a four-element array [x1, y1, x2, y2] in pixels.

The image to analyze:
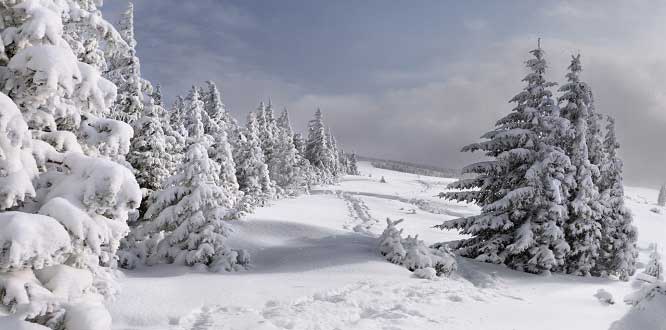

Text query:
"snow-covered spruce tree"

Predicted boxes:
[[201, 81, 231, 130], [439, 46, 574, 274], [126, 98, 171, 209], [269, 108, 301, 194], [595, 115, 637, 279], [165, 95, 189, 170], [644, 244, 664, 281], [140, 95, 246, 271], [305, 108, 335, 182], [327, 128, 341, 176], [232, 112, 275, 211], [0, 2, 141, 328], [658, 184, 666, 207], [197, 81, 240, 199], [348, 153, 360, 175], [585, 91, 605, 178], [149, 84, 180, 175], [105, 2, 150, 124], [291, 131, 317, 189], [557, 54, 605, 276]]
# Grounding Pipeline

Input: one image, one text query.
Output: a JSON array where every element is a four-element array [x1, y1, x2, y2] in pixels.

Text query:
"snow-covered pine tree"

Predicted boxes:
[[140, 95, 245, 270], [267, 108, 302, 194], [0, 2, 142, 328], [127, 98, 171, 209], [166, 95, 189, 171], [105, 2, 150, 124], [150, 84, 181, 175], [201, 81, 228, 130], [658, 184, 666, 207], [152, 83, 163, 106], [232, 112, 275, 210], [439, 45, 574, 274], [348, 153, 360, 175], [290, 131, 317, 188], [586, 91, 605, 179], [293, 132, 307, 155], [595, 115, 637, 280], [557, 54, 604, 276], [327, 128, 340, 176], [305, 109, 335, 182], [644, 244, 664, 281]]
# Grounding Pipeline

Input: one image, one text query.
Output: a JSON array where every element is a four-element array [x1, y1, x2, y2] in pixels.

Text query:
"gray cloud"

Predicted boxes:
[[103, 1, 666, 188]]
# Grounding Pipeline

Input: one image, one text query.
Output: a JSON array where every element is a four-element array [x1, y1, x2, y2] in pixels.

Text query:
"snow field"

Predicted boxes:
[[109, 162, 665, 330]]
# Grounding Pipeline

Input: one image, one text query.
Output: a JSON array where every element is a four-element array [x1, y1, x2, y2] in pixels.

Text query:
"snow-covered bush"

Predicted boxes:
[[378, 218, 407, 264], [593, 288, 614, 305], [378, 218, 457, 277], [643, 244, 663, 281]]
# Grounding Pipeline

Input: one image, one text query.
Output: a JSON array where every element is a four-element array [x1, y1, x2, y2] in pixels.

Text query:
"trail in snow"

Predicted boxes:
[[313, 189, 473, 219], [339, 191, 379, 234]]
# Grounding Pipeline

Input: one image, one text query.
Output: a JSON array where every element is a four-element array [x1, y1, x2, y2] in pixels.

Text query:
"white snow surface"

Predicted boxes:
[[108, 162, 664, 330]]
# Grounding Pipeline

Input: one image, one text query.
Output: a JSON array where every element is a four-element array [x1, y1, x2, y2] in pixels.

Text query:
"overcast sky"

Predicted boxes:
[[103, 1, 666, 187]]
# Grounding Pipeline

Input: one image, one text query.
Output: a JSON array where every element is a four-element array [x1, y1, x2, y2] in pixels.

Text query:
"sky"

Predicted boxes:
[[102, 0, 666, 187]]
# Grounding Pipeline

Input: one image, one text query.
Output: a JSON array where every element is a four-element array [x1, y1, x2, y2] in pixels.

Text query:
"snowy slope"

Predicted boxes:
[[108, 161, 664, 330]]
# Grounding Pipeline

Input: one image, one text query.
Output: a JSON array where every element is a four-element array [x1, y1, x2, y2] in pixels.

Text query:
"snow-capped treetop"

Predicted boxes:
[[118, 2, 136, 49]]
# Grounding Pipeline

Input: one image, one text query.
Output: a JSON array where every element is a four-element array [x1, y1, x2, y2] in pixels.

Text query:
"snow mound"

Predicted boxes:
[[0, 212, 71, 271], [611, 283, 666, 330], [412, 267, 437, 280]]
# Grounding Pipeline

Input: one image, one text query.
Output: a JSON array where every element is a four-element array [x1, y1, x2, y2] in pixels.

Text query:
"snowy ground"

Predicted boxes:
[[109, 162, 665, 330]]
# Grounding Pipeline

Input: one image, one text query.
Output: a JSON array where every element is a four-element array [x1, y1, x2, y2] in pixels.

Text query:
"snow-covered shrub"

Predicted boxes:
[[643, 244, 663, 281], [593, 288, 615, 305], [403, 235, 435, 271], [378, 218, 457, 277], [378, 218, 406, 264]]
